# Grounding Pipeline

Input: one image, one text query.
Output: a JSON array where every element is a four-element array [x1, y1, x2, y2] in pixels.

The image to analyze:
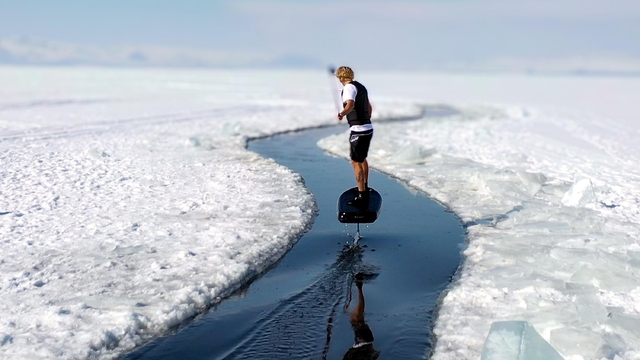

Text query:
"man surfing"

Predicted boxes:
[[335, 66, 374, 207]]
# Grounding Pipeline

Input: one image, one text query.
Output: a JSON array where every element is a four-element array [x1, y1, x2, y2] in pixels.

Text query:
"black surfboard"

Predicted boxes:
[[337, 187, 382, 223]]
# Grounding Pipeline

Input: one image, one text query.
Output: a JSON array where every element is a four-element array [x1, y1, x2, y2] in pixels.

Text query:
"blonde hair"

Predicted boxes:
[[335, 66, 354, 82]]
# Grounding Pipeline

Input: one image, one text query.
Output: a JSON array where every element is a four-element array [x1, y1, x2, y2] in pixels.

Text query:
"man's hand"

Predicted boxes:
[[337, 112, 344, 121]]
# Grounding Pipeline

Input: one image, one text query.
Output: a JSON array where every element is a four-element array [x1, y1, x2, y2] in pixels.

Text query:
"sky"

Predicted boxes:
[[0, 0, 639, 71]]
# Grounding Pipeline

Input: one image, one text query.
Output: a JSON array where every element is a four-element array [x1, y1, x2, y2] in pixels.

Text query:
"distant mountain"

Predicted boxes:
[[2, 37, 638, 75], [0, 37, 324, 69], [268, 54, 325, 69]]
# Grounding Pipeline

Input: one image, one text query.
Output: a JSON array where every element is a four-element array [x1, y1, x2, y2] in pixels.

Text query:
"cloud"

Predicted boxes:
[[232, 0, 640, 22]]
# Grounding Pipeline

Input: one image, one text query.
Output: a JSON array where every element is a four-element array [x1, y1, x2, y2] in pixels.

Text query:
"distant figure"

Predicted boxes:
[[335, 66, 374, 208], [342, 274, 380, 360]]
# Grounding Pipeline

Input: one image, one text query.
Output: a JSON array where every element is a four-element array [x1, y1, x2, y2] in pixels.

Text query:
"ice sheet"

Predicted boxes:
[[2, 66, 640, 360]]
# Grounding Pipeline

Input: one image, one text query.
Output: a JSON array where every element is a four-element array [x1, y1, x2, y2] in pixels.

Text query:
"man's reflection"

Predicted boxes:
[[343, 273, 380, 360]]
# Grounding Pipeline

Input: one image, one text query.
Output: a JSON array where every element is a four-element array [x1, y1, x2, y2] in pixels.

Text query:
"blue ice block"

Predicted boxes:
[[481, 321, 564, 360]]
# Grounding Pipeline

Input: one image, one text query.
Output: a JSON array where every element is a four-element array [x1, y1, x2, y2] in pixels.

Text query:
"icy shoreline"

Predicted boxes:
[[319, 102, 640, 360]]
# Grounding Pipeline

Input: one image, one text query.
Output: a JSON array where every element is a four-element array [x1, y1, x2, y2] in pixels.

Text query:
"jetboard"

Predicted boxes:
[[337, 187, 382, 224]]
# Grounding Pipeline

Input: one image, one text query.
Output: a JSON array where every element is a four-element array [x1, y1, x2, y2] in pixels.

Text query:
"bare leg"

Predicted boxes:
[[351, 160, 366, 192], [363, 159, 369, 189]]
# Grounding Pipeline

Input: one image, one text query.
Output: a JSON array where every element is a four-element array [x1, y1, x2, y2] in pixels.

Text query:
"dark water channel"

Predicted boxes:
[[125, 124, 465, 359]]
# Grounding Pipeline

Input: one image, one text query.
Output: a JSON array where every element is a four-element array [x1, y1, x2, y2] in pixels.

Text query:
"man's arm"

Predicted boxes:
[[337, 100, 354, 120]]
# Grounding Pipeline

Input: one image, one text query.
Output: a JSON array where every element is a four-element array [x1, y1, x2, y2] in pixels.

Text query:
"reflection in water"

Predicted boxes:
[[342, 273, 380, 360], [217, 245, 380, 359], [319, 246, 381, 360]]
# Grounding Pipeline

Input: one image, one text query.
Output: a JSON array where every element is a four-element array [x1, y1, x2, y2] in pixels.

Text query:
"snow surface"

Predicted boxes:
[[2, 66, 640, 360]]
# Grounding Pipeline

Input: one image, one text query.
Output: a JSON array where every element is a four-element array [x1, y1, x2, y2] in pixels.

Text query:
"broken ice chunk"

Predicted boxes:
[[481, 321, 564, 360], [574, 294, 608, 325], [561, 179, 596, 207], [606, 312, 640, 340], [596, 333, 627, 359], [388, 142, 435, 164], [516, 170, 547, 196], [550, 327, 603, 358]]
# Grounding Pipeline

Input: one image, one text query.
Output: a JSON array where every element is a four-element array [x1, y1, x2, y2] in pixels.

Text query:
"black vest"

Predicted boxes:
[[342, 81, 371, 126]]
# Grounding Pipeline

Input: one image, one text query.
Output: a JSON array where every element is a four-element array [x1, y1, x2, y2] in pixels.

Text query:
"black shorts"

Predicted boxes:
[[349, 129, 373, 163]]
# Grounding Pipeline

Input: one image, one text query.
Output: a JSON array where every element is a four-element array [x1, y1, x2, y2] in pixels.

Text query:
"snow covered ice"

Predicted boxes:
[[2, 66, 640, 360]]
